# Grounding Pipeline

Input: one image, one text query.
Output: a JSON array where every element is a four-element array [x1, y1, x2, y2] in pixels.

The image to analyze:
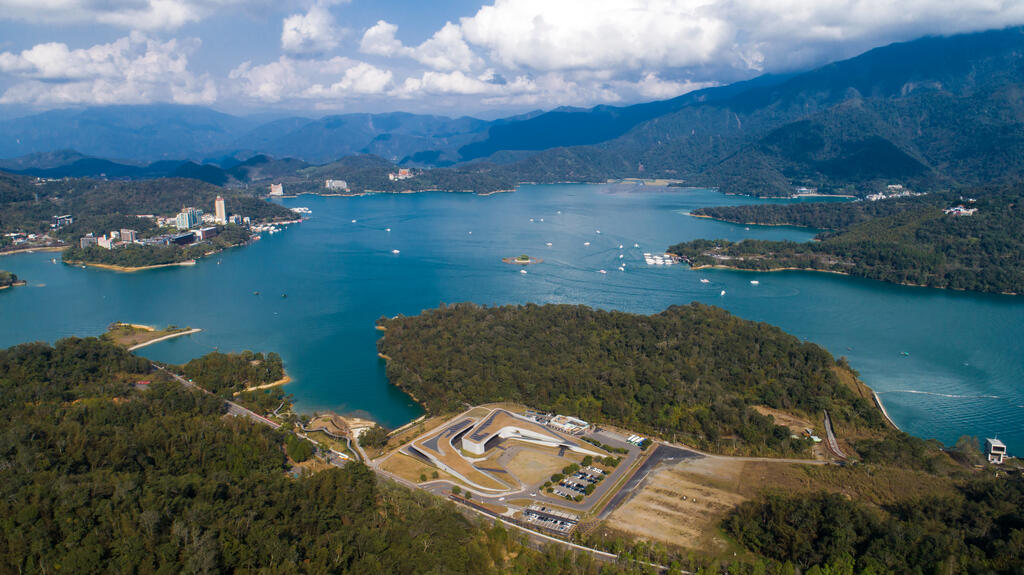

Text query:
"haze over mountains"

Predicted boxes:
[[4, 26, 1024, 196]]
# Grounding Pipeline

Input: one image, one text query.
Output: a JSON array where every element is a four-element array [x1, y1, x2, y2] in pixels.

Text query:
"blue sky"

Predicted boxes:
[[0, 0, 1022, 118]]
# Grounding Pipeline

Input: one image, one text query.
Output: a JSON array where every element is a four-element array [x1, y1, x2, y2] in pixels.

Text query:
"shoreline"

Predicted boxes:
[[683, 263, 1019, 295], [127, 328, 203, 351], [65, 259, 197, 272], [686, 213, 826, 230], [872, 391, 900, 430], [0, 245, 66, 257], [237, 374, 292, 395]]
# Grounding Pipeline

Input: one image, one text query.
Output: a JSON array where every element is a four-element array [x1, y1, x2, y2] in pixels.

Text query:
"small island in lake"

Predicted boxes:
[[0, 270, 26, 289], [502, 254, 543, 265]]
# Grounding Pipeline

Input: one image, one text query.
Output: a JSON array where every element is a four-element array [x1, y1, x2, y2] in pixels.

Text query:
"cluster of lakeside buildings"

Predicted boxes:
[[77, 196, 254, 250], [865, 184, 927, 202]]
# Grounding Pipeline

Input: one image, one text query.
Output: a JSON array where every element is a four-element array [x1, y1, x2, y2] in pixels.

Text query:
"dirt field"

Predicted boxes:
[[605, 456, 747, 553], [752, 405, 812, 435], [500, 446, 574, 485], [380, 452, 455, 484]]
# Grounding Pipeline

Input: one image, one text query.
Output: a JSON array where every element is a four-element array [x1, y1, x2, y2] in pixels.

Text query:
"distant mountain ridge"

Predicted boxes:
[[3, 26, 1024, 197]]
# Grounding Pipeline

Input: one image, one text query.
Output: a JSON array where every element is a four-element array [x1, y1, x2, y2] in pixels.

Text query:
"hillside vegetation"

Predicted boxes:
[[0, 172, 294, 240], [0, 336, 630, 574], [377, 302, 891, 457], [671, 187, 1024, 294]]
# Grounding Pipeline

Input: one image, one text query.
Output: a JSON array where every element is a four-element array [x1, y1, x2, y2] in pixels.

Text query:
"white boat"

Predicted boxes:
[[391, 249, 400, 254], [530, 218, 534, 222], [618, 244, 623, 249], [557, 211, 562, 214], [596, 230, 601, 234], [745, 227, 750, 230], [618, 266, 625, 271], [750, 280, 759, 285], [619, 254, 624, 259], [468, 231, 472, 234], [351, 219, 357, 223], [598, 269, 607, 274], [520, 269, 527, 274], [546, 242, 552, 246], [720, 290, 726, 296], [700, 278, 710, 284], [583, 242, 590, 246], [386, 228, 391, 232], [540, 218, 544, 222]]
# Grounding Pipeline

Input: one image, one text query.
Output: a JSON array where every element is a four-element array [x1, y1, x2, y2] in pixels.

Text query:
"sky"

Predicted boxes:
[[0, 0, 1022, 119]]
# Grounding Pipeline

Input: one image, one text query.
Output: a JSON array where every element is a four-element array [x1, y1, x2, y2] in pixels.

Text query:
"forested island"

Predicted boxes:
[[0, 270, 25, 288], [671, 187, 1024, 294], [62, 224, 253, 270], [376, 302, 899, 458]]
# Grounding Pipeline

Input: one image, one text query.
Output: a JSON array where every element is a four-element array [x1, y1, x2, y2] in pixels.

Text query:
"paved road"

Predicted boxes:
[[823, 410, 847, 459], [154, 364, 280, 430], [823, 407, 847, 456]]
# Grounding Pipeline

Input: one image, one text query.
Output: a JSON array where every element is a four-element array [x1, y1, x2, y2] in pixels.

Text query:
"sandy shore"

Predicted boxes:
[[65, 259, 196, 272], [127, 328, 202, 351], [686, 213, 825, 229], [0, 246, 66, 257], [239, 374, 292, 394]]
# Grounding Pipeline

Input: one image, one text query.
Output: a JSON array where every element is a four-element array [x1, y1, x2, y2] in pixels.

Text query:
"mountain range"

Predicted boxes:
[[3, 25, 1024, 196]]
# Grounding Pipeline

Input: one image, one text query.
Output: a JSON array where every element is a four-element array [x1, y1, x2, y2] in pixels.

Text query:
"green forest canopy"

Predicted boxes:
[[0, 336, 629, 574], [377, 302, 888, 457], [670, 186, 1024, 294]]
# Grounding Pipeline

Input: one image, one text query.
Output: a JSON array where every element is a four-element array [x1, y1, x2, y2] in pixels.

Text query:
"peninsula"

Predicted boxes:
[[670, 186, 1024, 294], [376, 302, 900, 459]]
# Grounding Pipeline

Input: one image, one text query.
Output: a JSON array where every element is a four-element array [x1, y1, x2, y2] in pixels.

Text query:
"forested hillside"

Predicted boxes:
[[671, 187, 1024, 294], [726, 483, 1024, 573], [0, 172, 294, 239], [377, 302, 889, 457], [0, 337, 627, 574], [483, 26, 1024, 196]]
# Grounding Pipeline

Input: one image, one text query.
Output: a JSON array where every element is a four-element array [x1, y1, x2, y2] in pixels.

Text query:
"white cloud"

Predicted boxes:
[[360, 20, 482, 71], [229, 56, 392, 103], [281, 3, 341, 54], [0, 32, 216, 106], [458, 0, 1024, 75], [0, 0, 280, 31], [360, 20, 404, 57]]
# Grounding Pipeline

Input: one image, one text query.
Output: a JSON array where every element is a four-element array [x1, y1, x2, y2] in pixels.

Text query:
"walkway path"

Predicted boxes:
[[128, 328, 202, 351]]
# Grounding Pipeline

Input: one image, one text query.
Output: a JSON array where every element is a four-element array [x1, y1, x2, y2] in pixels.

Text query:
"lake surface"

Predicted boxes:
[[1, 184, 1021, 450]]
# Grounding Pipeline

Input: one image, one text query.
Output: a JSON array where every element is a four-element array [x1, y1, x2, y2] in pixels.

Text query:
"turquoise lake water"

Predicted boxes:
[[1, 184, 1021, 449]]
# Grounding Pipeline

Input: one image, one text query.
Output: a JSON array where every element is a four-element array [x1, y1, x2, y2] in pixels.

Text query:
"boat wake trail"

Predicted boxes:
[[882, 390, 1003, 400]]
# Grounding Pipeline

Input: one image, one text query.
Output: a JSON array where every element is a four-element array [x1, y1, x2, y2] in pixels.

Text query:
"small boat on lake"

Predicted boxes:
[[253, 291, 260, 296], [720, 290, 726, 296], [700, 278, 710, 283], [750, 280, 759, 285], [520, 269, 527, 274], [583, 242, 590, 246], [391, 249, 400, 254], [546, 242, 552, 246], [599, 270, 607, 274]]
